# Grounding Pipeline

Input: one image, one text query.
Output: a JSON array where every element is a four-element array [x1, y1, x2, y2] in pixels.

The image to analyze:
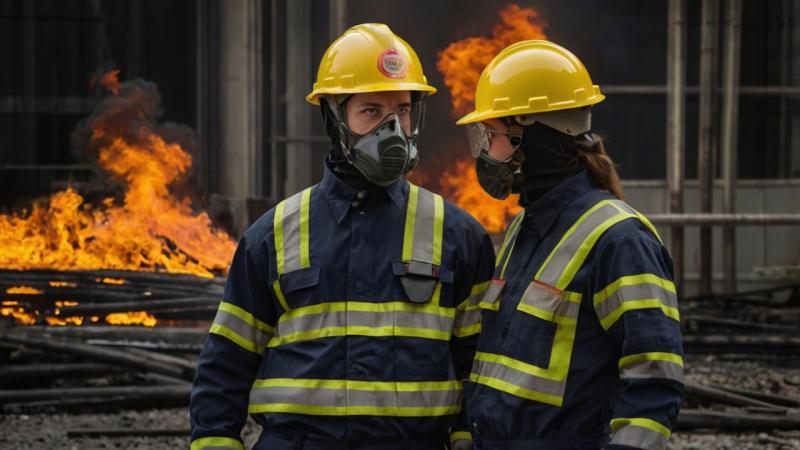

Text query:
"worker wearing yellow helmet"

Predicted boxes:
[[191, 24, 495, 450], [458, 41, 684, 449]]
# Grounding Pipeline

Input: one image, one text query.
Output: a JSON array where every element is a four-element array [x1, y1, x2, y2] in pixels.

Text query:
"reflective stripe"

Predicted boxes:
[[451, 431, 472, 443], [516, 281, 581, 322], [209, 302, 273, 354], [267, 301, 454, 347], [537, 200, 636, 289], [249, 378, 462, 416], [453, 281, 490, 337], [274, 187, 313, 276], [495, 211, 525, 272], [595, 274, 680, 330], [619, 352, 684, 383], [610, 418, 670, 450], [470, 353, 566, 406], [190, 436, 244, 450], [402, 184, 445, 266]]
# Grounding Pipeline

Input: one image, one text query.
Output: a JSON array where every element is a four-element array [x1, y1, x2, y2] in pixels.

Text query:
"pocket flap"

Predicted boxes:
[[516, 280, 567, 321], [478, 279, 505, 311], [391, 262, 454, 283], [279, 266, 320, 294]]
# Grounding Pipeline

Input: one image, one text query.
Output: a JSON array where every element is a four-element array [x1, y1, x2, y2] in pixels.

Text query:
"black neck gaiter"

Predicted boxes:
[[517, 122, 590, 208]]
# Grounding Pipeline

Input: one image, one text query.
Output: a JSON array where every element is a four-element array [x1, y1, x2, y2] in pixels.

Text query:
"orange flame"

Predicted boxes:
[[106, 311, 157, 327], [432, 3, 546, 233], [100, 69, 121, 96], [6, 286, 44, 295], [0, 71, 235, 278]]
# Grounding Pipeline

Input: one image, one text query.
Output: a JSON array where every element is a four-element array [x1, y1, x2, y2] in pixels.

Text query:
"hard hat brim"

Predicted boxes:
[[307, 83, 437, 105], [456, 94, 605, 125]]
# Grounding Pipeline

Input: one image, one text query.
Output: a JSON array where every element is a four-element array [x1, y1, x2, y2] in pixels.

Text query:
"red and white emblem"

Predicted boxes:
[[377, 49, 407, 79]]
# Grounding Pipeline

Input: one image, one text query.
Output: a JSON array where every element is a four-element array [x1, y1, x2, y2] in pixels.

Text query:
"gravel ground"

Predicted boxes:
[[1, 355, 798, 449]]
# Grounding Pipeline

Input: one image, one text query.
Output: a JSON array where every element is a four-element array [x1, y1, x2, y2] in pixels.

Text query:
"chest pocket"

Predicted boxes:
[[509, 280, 580, 368], [276, 266, 320, 309]]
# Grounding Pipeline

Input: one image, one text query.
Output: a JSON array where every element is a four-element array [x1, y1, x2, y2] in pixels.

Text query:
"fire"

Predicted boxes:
[[49, 281, 78, 288], [106, 311, 157, 327], [430, 4, 547, 233], [436, 4, 547, 117], [5, 286, 43, 295], [0, 70, 235, 278]]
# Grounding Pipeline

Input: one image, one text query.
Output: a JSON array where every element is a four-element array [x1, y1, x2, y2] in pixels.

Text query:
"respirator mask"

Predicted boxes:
[[322, 94, 426, 187]]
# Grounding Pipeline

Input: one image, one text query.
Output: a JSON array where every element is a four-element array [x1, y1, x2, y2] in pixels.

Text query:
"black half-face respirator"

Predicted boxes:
[[321, 95, 425, 187], [465, 120, 525, 200], [464, 107, 593, 200]]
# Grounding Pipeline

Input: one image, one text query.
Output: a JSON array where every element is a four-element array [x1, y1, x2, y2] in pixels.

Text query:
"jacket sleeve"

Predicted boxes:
[[590, 224, 684, 450], [450, 223, 496, 447], [190, 236, 277, 450]]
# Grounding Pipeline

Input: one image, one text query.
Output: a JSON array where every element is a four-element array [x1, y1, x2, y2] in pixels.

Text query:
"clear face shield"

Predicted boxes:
[[464, 121, 524, 160]]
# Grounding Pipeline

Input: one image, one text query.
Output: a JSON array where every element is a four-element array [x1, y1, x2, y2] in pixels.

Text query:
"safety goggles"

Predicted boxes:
[[464, 122, 524, 159]]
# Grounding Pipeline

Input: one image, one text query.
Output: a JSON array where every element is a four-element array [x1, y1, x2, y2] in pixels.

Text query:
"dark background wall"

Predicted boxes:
[[1, 0, 797, 210]]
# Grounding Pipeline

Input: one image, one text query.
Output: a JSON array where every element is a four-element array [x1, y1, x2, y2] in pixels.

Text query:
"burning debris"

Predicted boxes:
[[0, 70, 235, 280]]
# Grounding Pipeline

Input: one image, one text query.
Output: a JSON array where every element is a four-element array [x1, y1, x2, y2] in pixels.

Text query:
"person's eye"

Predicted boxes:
[[362, 107, 379, 116], [397, 106, 410, 115]]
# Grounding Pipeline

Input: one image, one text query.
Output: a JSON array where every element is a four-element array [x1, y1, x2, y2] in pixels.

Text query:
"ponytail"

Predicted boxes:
[[578, 135, 625, 200]]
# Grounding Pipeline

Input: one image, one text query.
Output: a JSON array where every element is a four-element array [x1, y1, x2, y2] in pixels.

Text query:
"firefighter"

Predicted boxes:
[[190, 24, 494, 450], [456, 40, 684, 449]]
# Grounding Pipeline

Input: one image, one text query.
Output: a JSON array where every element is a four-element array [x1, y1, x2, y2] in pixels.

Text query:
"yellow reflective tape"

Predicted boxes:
[[619, 352, 684, 369], [430, 282, 443, 307], [218, 301, 274, 335], [478, 300, 500, 311], [271, 280, 291, 313], [474, 351, 556, 380], [252, 378, 461, 391], [453, 322, 481, 338], [496, 212, 524, 266], [267, 325, 451, 347], [563, 290, 583, 303], [594, 274, 676, 306], [299, 187, 312, 269], [516, 302, 578, 324], [432, 193, 444, 266], [457, 281, 491, 311], [276, 301, 454, 325], [555, 211, 635, 290], [610, 417, 671, 439], [451, 431, 472, 443], [599, 299, 680, 330], [209, 323, 264, 354], [191, 436, 244, 450], [536, 200, 611, 280], [403, 184, 419, 262], [273, 200, 286, 275], [248, 403, 460, 416], [468, 372, 563, 407], [637, 212, 663, 243]]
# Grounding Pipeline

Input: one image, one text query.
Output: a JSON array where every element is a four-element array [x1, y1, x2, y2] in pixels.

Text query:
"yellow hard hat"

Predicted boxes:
[[306, 23, 436, 105], [457, 40, 604, 125]]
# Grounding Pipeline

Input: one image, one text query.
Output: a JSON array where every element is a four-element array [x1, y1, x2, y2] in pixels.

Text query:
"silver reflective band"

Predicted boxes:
[[611, 424, 668, 450], [536, 202, 621, 286], [595, 283, 678, 321], [273, 308, 452, 339], [249, 379, 462, 416], [409, 187, 438, 264], [518, 282, 580, 320], [620, 359, 683, 383], [471, 357, 566, 401]]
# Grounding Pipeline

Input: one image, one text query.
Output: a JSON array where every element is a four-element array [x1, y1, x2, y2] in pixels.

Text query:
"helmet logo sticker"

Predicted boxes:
[[377, 49, 407, 79]]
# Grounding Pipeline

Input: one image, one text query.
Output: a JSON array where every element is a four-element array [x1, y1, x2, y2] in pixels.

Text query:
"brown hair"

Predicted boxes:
[[577, 134, 625, 201]]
